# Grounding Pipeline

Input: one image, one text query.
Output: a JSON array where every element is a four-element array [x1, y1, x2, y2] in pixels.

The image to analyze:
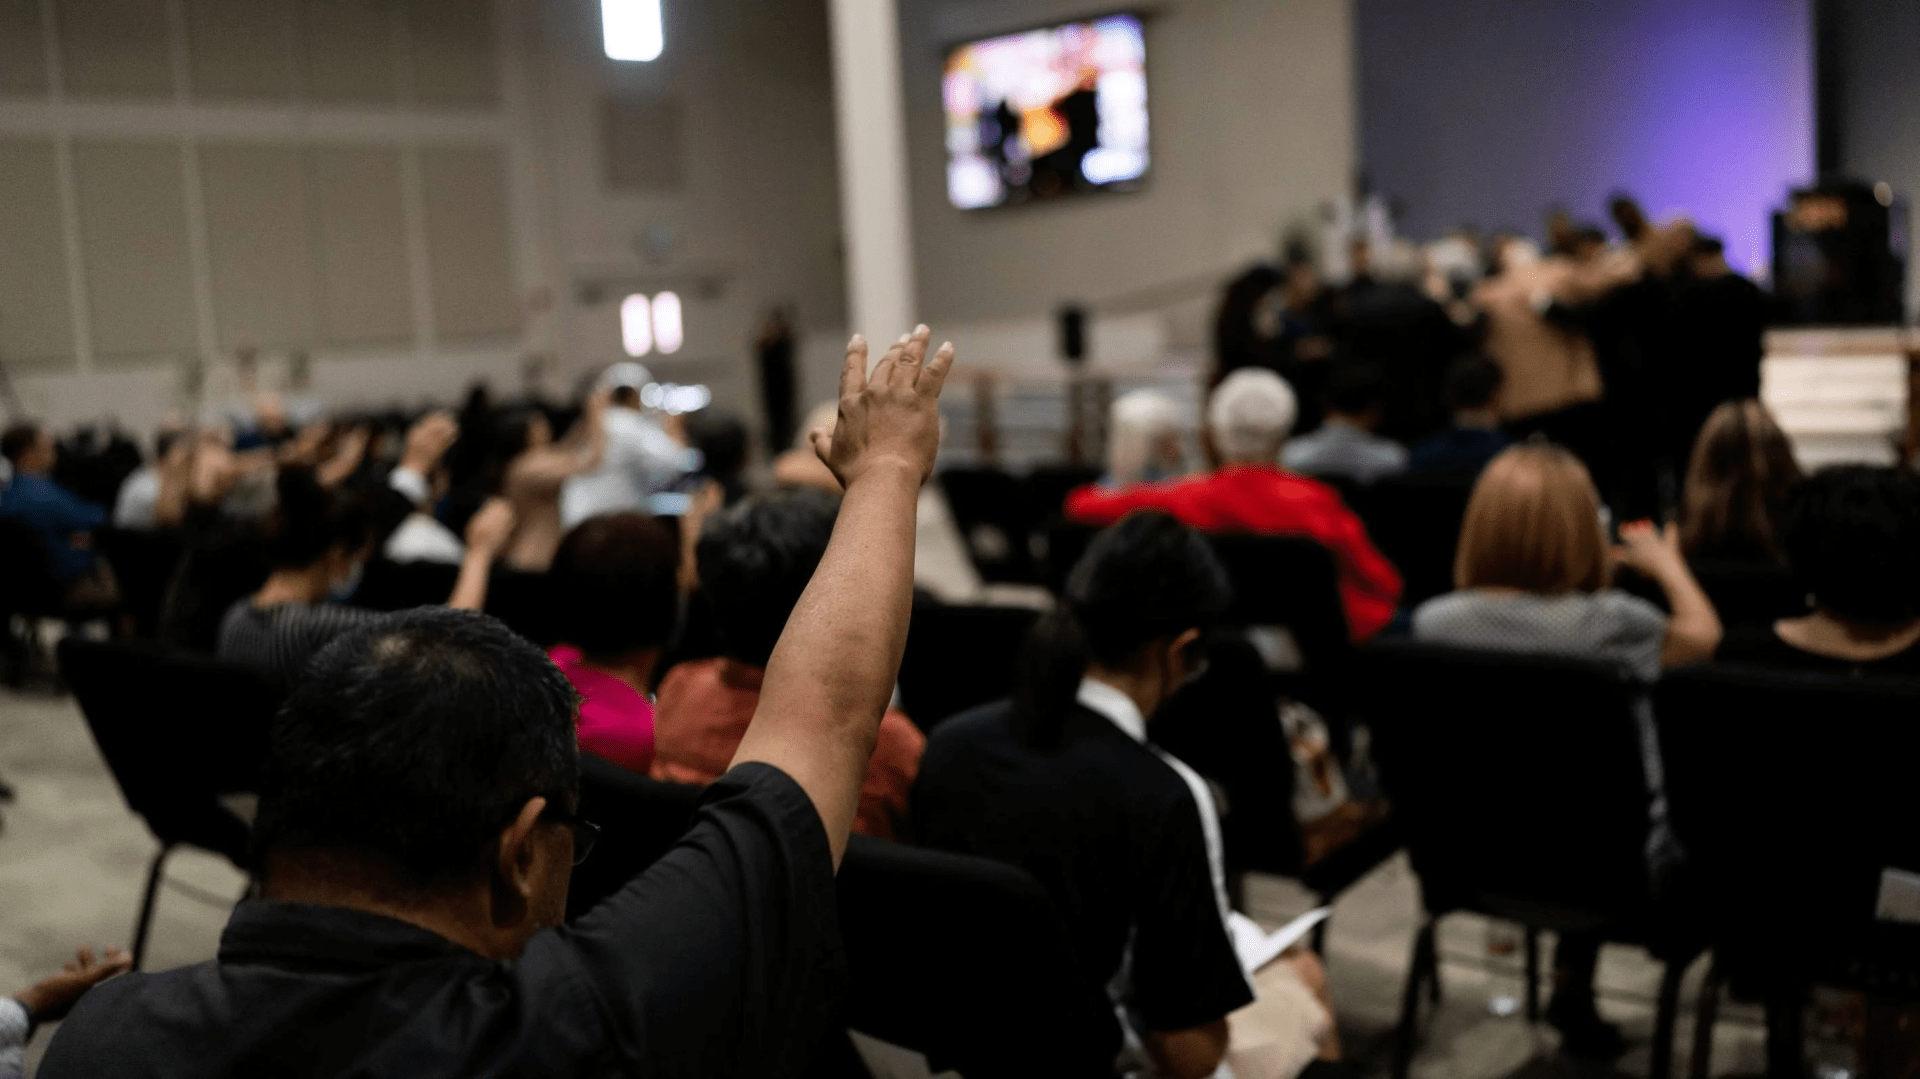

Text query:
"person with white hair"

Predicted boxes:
[[1103, 389, 1187, 487], [1066, 369, 1402, 640], [560, 363, 699, 528]]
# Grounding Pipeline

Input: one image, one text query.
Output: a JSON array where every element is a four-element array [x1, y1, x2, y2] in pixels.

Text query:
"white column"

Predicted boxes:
[[828, 0, 917, 345]]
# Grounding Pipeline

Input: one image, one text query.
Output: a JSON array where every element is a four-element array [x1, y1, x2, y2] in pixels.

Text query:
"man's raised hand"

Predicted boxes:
[[810, 325, 954, 490]]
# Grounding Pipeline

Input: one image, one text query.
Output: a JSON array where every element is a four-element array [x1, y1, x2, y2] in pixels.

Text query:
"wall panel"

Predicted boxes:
[[201, 144, 319, 349], [0, 140, 73, 364], [71, 140, 198, 359], [301, 0, 399, 104], [57, 0, 174, 99], [187, 0, 299, 101], [310, 146, 412, 343], [408, 0, 498, 107], [421, 145, 518, 339], [0, 0, 48, 97]]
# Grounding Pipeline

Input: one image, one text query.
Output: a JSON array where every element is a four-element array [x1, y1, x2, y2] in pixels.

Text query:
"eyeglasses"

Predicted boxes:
[[540, 803, 601, 866]]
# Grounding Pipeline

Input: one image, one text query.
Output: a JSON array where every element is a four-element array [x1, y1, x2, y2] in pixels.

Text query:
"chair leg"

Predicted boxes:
[[131, 844, 172, 972], [1524, 927, 1541, 1022], [1394, 917, 1438, 1079], [1689, 958, 1723, 1079], [1650, 955, 1689, 1079], [1764, 981, 1807, 1079]]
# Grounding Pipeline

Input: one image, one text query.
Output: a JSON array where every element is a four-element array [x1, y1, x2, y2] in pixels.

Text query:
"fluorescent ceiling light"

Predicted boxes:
[[603, 0, 663, 62]]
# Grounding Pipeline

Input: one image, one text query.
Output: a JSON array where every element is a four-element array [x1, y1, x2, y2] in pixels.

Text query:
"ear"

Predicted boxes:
[[1166, 627, 1203, 681], [491, 796, 546, 926]]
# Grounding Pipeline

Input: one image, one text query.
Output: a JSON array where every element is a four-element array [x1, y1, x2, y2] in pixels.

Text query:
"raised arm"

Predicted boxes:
[[731, 327, 953, 866], [1616, 519, 1722, 668], [449, 497, 515, 611]]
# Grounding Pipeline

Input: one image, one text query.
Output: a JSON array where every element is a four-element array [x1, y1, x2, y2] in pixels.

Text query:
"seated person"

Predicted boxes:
[[0, 945, 130, 1079], [1105, 389, 1187, 486], [112, 425, 191, 530], [916, 512, 1339, 1079], [546, 512, 679, 774], [1411, 441, 1719, 1059], [41, 327, 956, 1077], [1067, 369, 1402, 640], [0, 422, 114, 606], [217, 467, 512, 686], [656, 489, 925, 840], [1677, 399, 1801, 564], [1717, 466, 1920, 674], [1282, 361, 1408, 485], [1407, 354, 1511, 477]]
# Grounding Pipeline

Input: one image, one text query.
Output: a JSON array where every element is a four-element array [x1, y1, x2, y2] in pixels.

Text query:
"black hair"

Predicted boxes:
[[1, 422, 41, 465], [1782, 466, 1920, 624], [686, 410, 750, 487], [1012, 511, 1231, 749], [1443, 354, 1504, 413], [267, 467, 372, 570], [696, 489, 840, 669], [153, 428, 186, 459], [550, 513, 680, 661], [254, 607, 580, 888], [1692, 234, 1726, 258], [493, 406, 550, 462], [1324, 361, 1386, 416], [610, 385, 641, 410]]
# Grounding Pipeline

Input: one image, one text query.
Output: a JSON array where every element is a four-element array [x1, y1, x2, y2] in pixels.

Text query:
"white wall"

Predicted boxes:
[[898, 0, 1355, 369]]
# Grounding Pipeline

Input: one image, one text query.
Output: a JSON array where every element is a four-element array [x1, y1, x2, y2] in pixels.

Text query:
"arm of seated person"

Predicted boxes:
[[1145, 1019, 1230, 1079], [1616, 519, 1721, 667], [447, 498, 513, 611], [730, 327, 953, 866]]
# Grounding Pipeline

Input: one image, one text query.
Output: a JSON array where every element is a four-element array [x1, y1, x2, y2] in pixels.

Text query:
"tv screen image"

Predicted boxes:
[[943, 13, 1148, 210]]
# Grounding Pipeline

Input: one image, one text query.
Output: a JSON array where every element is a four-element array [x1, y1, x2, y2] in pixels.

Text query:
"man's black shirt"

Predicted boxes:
[[41, 764, 843, 1078]]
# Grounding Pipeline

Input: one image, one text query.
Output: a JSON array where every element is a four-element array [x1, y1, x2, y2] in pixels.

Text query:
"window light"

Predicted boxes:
[[620, 293, 653, 357], [651, 291, 683, 354]]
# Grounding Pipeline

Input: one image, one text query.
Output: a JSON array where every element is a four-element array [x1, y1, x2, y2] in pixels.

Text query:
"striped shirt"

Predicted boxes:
[[217, 599, 383, 687]]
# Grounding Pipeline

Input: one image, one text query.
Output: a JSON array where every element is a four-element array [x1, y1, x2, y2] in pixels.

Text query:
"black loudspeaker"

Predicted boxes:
[[1771, 181, 1907, 325], [1057, 304, 1087, 365]]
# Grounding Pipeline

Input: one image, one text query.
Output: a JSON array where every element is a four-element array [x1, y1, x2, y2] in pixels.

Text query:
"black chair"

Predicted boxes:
[[95, 527, 185, 639], [1655, 665, 1920, 1079], [0, 517, 66, 683], [837, 834, 1112, 1078], [565, 753, 705, 920], [895, 599, 1039, 734], [937, 467, 1037, 584], [1350, 473, 1475, 609], [1685, 559, 1804, 626], [1208, 533, 1354, 717], [58, 638, 281, 968], [1355, 639, 1695, 1079]]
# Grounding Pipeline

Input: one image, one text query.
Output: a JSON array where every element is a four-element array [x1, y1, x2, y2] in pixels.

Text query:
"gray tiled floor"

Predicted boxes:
[[0, 685, 1770, 1078]]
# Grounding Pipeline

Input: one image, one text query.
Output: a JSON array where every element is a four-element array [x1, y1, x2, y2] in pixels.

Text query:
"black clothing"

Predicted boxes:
[[41, 764, 843, 1079], [913, 700, 1252, 1056], [1668, 272, 1767, 464], [1716, 623, 1920, 678]]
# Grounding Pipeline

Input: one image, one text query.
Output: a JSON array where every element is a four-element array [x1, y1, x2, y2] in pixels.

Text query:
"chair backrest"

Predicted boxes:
[[937, 467, 1036, 583], [566, 753, 705, 919], [1654, 665, 1920, 972], [895, 600, 1039, 733], [1686, 559, 1805, 626], [1355, 639, 1653, 921], [58, 637, 281, 866], [837, 834, 1113, 1079], [95, 527, 185, 638], [1350, 473, 1475, 608], [0, 515, 62, 615]]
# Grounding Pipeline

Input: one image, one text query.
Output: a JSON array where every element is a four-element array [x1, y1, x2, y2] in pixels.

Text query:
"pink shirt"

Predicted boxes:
[[549, 645, 656, 775]]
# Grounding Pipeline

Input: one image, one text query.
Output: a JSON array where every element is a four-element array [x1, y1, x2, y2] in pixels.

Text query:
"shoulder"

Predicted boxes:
[[1411, 590, 1484, 630], [40, 964, 217, 1071], [923, 699, 1014, 756], [1592, 589, 1667, 634]]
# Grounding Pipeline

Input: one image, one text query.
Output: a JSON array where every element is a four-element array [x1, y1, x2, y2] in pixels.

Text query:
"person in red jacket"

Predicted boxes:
[[1066, 369, 1402, 640]]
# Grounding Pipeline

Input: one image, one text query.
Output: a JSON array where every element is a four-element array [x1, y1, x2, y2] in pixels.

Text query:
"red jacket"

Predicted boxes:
[[1065, 465, 1403, 641]]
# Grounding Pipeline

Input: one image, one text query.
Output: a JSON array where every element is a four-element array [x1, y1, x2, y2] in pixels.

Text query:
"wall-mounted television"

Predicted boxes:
[[943, 13, 1149, 211]]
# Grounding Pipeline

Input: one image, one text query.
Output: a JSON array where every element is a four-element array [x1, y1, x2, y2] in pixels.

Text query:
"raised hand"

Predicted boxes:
[[401, 411, 459, 474], [464, 497, 517, 559], [811, 325, 954, 490], [16, 945, 132, 1022]]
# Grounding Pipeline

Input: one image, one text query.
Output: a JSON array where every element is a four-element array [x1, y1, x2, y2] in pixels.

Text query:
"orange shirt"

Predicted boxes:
[[1065, 465, 1403, 641], [652, 657, 926, 841]]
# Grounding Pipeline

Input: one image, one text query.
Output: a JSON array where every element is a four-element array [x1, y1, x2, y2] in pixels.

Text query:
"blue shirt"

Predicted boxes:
[[1407, 427, 1510, 477], [0, 473, 105, 583]]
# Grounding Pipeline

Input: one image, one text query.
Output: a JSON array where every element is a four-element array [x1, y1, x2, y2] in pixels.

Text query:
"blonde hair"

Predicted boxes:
[[1679, 399, 1801, 561], [1454, 443, 1610, 594], [1207, 369, 1297, 463]]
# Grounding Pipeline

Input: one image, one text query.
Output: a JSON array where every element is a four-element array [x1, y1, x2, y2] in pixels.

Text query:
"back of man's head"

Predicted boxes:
[[1, 422, 42, 466], [1207, 369, 1297, 463], [550, 512, 679, 663], [254, 607, 579, 891], [1444, 354, 1504, 414], [697, 489, 840, 669], [1324, 362, 1386, 422]]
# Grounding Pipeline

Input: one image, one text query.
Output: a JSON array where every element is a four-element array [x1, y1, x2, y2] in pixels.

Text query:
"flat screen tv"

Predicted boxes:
[[943, 13, 1148, 210]]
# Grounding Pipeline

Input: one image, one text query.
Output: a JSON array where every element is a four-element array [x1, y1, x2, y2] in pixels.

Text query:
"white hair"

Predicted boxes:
[[1106, 389, 1184, 485], [1207, 369, 1297, 463]]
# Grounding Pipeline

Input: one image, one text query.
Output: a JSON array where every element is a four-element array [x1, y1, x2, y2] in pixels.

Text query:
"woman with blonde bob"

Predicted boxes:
[[1410, 442, 1720, 1059]]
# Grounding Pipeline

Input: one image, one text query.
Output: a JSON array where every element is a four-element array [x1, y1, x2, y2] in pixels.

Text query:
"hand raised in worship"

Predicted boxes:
[[811, 326, 954, 490], [465, 497, 517, 558], [1613, 518, 1684, 578], [401, 411, 459, 474]]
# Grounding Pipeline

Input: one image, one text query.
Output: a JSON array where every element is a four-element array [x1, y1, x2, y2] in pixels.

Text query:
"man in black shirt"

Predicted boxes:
[[42, 327, 957, 1077]]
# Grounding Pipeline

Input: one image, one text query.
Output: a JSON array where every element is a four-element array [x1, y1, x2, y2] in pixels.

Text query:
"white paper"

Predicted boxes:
[[1228, 907, 1332, 976]]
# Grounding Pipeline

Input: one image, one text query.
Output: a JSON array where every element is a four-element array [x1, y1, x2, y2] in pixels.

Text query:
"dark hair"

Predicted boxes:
[[1324, 361, 1386, 416], [1781, 467, 1920, 624], [493, 406, 550, 462], [696, 489, 840, 668], [154, 428, 186, 459], [610, 385, 641, 410], [1, 422, 41, 465], [1691, 234, 1726, 258], [267, 467, 372, 570], [550, 513, 679, 661], [1679, 400, 1801, 562], [1013, 512, 1231, 748], [1443, 354, 1504, 413], [686, 410, 750, 487], [254, 607, 580, 888]]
